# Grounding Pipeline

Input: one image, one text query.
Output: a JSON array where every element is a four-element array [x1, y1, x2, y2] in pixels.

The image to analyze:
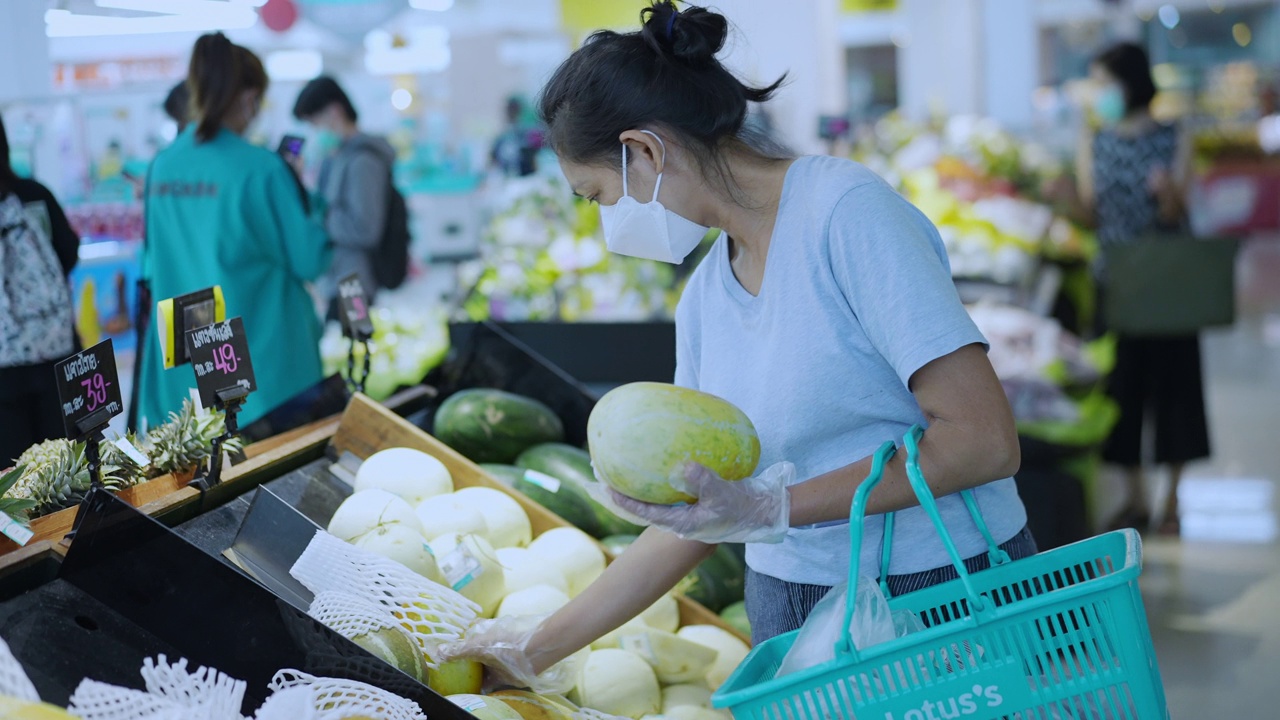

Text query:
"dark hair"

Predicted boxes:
[[538, 1, 788, 202], [0, 115, 15, 195], [1095, 42, 1157, 114], [163, 81, 190, 129], [188, 32, 268, 143], [293, 76, 359, 123]]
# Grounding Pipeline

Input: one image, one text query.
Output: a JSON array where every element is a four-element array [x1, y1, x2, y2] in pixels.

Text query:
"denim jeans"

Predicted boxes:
[[745, 526, 1039, 645]]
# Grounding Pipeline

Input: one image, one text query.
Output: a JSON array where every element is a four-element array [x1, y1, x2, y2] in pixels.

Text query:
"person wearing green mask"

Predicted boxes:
[[292, 76, 397, 319], [134, 33, 331, 432], [1074, 42, 1207, 537]]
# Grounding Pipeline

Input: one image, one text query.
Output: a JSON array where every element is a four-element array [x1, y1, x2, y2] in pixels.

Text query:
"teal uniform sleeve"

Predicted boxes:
[[248, 158, 332, 282]]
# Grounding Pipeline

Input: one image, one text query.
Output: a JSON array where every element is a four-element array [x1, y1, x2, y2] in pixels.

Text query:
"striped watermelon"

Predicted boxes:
[[587, 383, 760, 505]]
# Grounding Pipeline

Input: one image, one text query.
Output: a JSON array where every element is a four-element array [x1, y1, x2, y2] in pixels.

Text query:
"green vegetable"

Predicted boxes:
[[516, 443, 643, 538], [433, 389, 564, 464]]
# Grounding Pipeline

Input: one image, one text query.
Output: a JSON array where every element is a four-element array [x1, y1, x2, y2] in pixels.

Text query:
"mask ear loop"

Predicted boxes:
[[620, 143, 629, 199], [639, 130, 666, 201]]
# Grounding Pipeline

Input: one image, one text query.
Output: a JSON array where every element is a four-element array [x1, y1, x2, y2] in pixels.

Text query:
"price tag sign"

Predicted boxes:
[[185, 317, 257, 408], [54, 339, 124, 439], [337, 273, 375, 340], [157, 286, 226, 369]]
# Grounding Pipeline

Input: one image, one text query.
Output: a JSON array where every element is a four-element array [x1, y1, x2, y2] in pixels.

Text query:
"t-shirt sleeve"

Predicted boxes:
[[827, 181, 986, 388]]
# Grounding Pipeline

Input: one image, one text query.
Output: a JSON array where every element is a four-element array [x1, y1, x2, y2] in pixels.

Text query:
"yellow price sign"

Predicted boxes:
[[560, 0, 653, 40], [842, 0, 898, 12]]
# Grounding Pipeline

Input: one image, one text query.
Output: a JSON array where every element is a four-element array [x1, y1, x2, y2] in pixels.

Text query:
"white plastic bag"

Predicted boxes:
[[777, 576, 923, 677]]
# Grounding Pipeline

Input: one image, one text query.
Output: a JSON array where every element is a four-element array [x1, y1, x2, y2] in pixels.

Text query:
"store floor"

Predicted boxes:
[[1095, 237, 1280, 717]]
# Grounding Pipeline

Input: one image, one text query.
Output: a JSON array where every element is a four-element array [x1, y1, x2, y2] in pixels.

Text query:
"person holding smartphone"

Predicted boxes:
[[292, 76, 397, 319], [134, 33, 330, 431]]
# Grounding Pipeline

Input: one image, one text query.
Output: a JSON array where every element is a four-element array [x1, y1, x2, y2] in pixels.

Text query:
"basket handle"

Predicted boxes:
[[900, 425, 993, 615], [836, 426, 1001, 660], [837, 440, 897, 658]]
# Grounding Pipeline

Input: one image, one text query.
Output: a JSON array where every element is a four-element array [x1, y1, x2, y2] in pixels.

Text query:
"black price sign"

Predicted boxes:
[[54, 339, 124, 439], [337, 273, 375, 340], [186, 317, 257, 408]]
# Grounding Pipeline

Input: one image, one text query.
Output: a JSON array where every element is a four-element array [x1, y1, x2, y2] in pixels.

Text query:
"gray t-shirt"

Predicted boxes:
[[675, 155, 1026, 586]]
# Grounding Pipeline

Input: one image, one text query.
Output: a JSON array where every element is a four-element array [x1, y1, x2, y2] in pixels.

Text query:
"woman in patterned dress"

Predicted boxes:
[[1075, 42, 1210, 536]]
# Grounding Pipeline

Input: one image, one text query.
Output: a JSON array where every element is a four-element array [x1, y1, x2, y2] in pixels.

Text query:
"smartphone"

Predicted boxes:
[[277, 134, 305, 161]]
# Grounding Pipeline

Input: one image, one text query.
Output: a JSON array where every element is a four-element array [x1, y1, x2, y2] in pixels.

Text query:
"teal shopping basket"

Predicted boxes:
[[713, 426, 1168, 720]]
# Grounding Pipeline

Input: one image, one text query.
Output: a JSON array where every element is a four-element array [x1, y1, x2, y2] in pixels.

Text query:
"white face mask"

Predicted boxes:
[[599, 131, 709, 264]]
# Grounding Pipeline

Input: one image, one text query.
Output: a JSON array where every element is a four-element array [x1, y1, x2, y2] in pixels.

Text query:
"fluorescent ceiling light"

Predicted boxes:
[[49, 1, 258, 37], [266, 49, 323, 82], [409, 0, 454, 11]]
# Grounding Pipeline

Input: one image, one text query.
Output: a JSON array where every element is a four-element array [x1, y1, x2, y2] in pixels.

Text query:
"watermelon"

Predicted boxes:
[[719, 601, 750, 638], [434, 389, 565, 464], [685, 544, 746, 613], [600, 534, 639, 558], [599, 535, 744, 613], [588, 383, 760, 505], [516, 443, 645, 538], [480, 464, 526, 488]]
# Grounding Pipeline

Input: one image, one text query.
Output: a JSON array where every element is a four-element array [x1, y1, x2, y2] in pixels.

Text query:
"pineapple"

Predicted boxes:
[[0, 466, 37, 525], [142, 399, 244, 479], [8, 438, 144, 518]]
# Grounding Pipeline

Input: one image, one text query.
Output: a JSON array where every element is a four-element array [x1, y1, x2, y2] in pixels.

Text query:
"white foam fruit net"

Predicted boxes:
[[291, 530, 480, 664], [0, 637, 39, 702], [253, 670, 426, 720], [308, 591, 397, 640], [67, 655, 247, 720]]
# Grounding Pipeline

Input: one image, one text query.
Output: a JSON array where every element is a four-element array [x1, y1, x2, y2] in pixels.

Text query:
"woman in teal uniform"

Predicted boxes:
[[136, 33, 330, 430]]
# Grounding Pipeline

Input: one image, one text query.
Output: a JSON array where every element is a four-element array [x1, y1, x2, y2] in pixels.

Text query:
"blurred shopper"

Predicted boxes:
[[163, 81, 190, 132], [490, 96, 541, 177], [293, 76, 400, 317], [0, 116, 81, 464], [134, 33, 330, 431], [1076, 42, 1208, 535]]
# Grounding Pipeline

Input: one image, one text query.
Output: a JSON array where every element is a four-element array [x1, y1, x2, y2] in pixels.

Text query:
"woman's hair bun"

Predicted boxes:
[[642, 1, 728, 65]]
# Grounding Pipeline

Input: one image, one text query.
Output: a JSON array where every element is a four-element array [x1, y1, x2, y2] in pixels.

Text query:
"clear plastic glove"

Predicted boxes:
[[435, 614, 583, 695], [582, 462, 793, 545]]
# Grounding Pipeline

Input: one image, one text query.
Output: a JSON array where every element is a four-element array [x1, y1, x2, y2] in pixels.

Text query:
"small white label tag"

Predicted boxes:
[[460, 699, 487, 712], [619, 632, 657, 664], [439, 545, 483, 591], [114, 437, 150, 466], [0, 512, 34, 547], [522, 470, 561, 494]]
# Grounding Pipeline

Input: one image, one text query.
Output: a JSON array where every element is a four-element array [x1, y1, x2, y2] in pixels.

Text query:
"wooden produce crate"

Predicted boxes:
[[332, 393, 749, 643], [0, 386, 434, 558]]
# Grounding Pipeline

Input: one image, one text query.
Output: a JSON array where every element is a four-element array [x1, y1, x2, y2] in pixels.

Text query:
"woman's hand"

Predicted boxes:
[[437, 614, 583, 694], [598, 462, 793, 544]]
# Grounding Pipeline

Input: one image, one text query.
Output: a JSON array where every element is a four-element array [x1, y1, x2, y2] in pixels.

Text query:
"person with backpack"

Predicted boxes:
[[134, 33, 331, 431], [292, 76, 409, 318], [0, 116, 81, 464]]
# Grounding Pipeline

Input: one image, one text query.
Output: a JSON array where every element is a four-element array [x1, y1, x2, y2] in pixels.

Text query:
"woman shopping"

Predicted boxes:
[[1076, 42, 1210, 535], [134, 33, 330, 430], [0, 116, 81, 465], [443, 1, 1033, 689]]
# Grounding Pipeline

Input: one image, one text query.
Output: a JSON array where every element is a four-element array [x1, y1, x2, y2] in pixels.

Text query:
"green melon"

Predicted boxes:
[[719, 601, 750, 638], [434, 389, 564, 464], [588, 383, 760, 505], [600, 533, 640, 557], [599, 535, 744, 613], [685, 544, 746, 613], [351, 625, 428, 684], [516, 443, 644, 538], [480, 463, 526, 488]]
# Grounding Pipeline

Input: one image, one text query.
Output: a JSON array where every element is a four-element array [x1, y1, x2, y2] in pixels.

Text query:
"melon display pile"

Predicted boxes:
[[431, 385, 754, 614], [327, 445, 752, 720]]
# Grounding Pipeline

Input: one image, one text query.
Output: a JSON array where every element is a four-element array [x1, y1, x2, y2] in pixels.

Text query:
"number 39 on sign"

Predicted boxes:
[[53, 339, 124, 439]]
